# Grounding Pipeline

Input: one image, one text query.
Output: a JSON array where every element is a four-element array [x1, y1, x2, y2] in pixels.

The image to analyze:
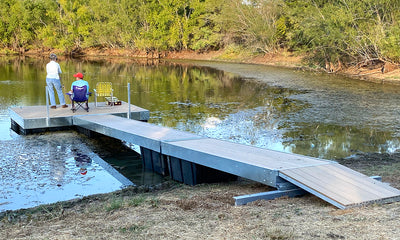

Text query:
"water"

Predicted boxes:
[[1, 56, 400, 211], [172, 60, 400, 158], [0, 132, 132, 212]]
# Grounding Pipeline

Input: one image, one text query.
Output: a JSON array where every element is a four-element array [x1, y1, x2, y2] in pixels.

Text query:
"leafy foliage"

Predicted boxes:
[[285, 0, 400, 67], [1, 0, 400, 68], [219, 0, 285, 54]]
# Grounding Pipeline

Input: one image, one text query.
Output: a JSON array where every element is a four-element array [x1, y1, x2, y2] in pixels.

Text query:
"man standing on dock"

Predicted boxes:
[[46, 53, 68, 109]]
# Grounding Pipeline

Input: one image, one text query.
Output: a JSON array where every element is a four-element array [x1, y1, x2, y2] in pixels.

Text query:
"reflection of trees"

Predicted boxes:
[[3, 56, 400, 161], [130, 64, 308, 133], [0, 56, 48, 106], [281, 123, 399, 160]]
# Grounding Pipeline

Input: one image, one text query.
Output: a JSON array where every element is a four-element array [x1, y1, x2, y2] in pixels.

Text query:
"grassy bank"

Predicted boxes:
[[2, 152, 400, 239]]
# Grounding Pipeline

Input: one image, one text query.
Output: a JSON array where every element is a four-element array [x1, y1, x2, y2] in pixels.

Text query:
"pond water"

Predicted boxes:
[[0, 132, 133, 211], [1, 56, 400, 211]]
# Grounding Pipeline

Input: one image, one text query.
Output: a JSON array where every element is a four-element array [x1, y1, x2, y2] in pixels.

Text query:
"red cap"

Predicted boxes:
[[79, 168, 87, 175], [73, 72, 84, 79]]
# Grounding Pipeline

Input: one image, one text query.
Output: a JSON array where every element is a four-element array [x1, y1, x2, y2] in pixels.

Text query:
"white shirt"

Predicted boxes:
[[46, 60, 62, 79]]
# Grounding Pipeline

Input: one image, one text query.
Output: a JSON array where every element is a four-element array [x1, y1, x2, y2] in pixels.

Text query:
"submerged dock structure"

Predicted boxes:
[[9, 103, 400, 209]]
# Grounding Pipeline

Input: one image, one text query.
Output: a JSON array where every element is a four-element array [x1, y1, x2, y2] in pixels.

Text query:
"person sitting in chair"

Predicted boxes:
[[68, 72, 90, 111]]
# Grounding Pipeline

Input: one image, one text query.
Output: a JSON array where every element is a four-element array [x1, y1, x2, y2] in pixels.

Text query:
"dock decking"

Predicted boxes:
[[9, 102, 149, 134], [73, 114, 400, 209], [8, 105, 400, 209]]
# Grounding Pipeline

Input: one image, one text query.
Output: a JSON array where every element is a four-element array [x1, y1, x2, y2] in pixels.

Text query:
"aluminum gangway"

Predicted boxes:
[[73, 114, 400, 209]]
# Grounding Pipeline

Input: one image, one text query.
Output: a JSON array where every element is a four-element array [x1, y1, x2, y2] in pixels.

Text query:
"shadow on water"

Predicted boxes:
[[102, 151, 166, 186], [83, 134, 166, 186]]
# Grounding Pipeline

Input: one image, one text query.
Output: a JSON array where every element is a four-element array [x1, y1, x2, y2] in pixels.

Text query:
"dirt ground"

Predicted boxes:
[[3, 49, 400, 239], [1, 152, 400, 240]]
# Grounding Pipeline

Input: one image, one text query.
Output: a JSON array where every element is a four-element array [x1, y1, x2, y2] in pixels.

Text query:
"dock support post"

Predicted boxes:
[[140, 147, 169, 176], [127, 83, 131, 119], [167, 156, 237, 186], [45, 86, 50, 126]]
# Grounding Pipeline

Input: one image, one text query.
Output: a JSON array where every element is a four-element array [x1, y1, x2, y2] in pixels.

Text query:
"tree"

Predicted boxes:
[[219, 0, 285, 53], [284, 0, 400, 69], [0, 0, 47, 52]]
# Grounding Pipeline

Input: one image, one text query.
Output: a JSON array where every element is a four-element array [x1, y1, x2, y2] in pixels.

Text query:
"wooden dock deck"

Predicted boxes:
[[8, 106, 400, 209]]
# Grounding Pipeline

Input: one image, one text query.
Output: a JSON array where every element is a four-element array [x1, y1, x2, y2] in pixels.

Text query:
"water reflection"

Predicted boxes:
[[73, 151, 92, 176], [102, 150, 166, 186], [281, 123, 400, 159], [1, 56, 400, 161], [0, 132, 131, 212]]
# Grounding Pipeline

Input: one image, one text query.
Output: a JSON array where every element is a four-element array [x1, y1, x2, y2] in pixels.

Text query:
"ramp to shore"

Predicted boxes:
[[73, 114, 400, 209]]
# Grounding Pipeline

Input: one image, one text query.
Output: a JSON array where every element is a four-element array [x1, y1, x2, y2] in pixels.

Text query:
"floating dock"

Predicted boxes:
[[9, 102, 149, 134], [9, 104, 400, 209]]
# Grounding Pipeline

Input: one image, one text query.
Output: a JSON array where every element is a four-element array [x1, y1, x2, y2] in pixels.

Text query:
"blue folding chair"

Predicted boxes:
[[66, 85, 91, 113]]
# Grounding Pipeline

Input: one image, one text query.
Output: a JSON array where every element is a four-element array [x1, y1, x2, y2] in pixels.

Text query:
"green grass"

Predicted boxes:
[[105, 198, 124, 212], [128, 196, 146, 207], [119, 224, 146, 233]]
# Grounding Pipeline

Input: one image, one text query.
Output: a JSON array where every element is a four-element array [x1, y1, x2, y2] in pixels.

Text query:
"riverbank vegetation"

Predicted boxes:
[[1, 0, 400, 72]]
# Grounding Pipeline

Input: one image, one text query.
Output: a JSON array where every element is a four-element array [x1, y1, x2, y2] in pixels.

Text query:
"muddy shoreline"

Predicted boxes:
[[17, 48, 400, 85]]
